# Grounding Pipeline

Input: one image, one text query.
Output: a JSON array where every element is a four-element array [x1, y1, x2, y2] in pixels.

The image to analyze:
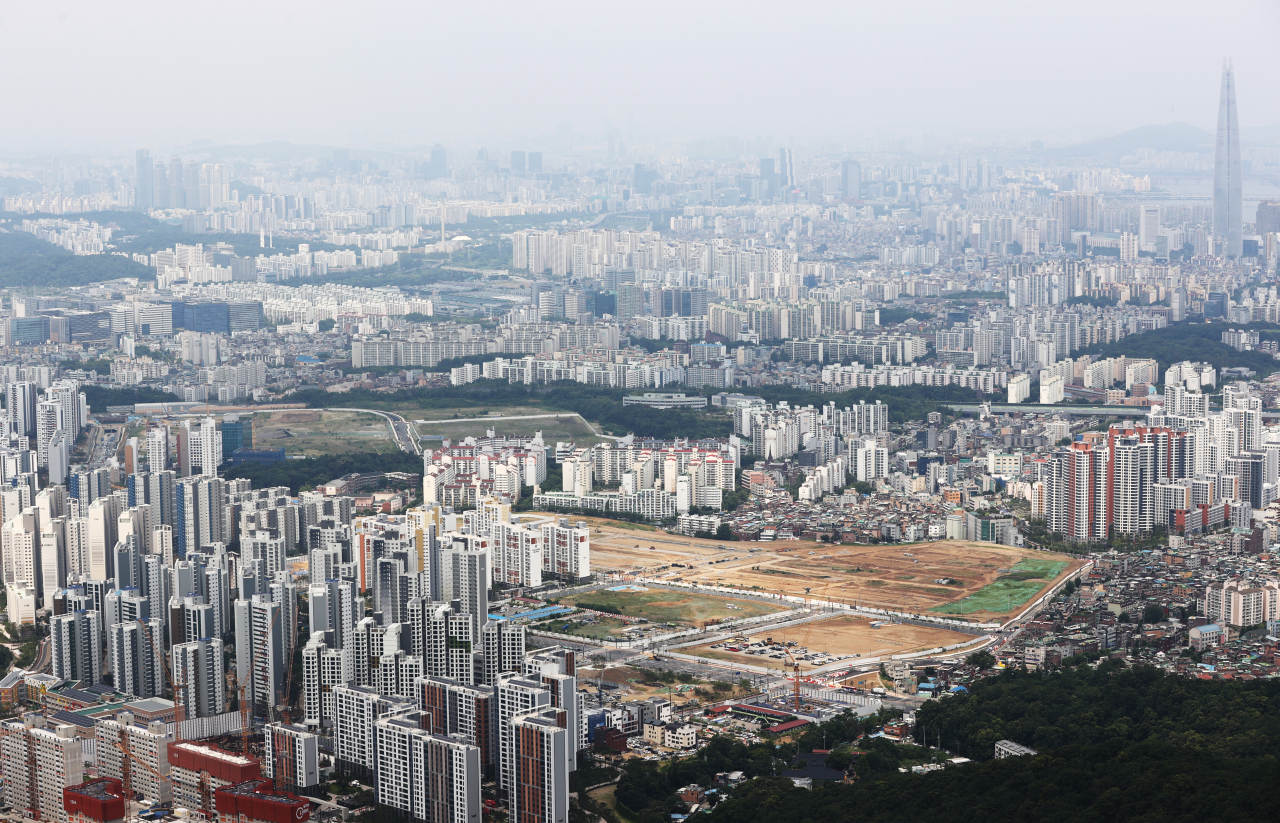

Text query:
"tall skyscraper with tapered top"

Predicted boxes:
[[1214, 59, 1243, 258]]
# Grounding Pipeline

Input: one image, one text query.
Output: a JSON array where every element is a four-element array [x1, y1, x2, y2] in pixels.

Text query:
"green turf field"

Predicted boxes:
[[929, 557, 1070, 616], [562, 588, 787, 628]]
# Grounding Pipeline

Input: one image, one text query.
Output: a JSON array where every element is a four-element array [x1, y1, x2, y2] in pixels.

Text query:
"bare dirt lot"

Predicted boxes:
[[586, 521, 1080, 620], [251, 410, 395, 456], [686, 615, 977, 665]]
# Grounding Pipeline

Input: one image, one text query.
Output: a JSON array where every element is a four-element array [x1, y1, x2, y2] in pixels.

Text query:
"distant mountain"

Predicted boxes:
[[1046, 123, 1213, 157], [1243, 123, 1280, 145], [198, 141, 338, 161]]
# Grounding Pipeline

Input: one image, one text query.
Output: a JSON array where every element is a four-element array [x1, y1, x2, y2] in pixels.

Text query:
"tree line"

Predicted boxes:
[[691, 661, 1280, 823]]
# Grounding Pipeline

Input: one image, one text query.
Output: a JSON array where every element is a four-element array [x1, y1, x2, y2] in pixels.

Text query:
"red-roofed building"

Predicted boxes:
[[168, 743, 261, 813], [766, 719, 811, 734], [64, 779, 125, 823], [214, 780, 311, 823]]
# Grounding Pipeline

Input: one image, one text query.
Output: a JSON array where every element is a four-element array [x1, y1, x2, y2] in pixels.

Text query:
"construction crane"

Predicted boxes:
[[111, 740, 172, 823], [0, 724, 41, 820], [780, 618, 818, 714], [140, 621, 215, 821], [780, 647, 802, 713], [276, 592, 301, 725], [227, 669, 251, 757]]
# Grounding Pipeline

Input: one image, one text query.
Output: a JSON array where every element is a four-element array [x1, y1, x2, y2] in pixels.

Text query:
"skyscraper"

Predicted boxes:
[[51, 609, 103, 686], [172, 638, 225, 719], [109, 619, 166, 699], [840, 160, 861, 199], [135, 149, 154, 211], [1214, 59, 1243, 258], [778, 148, 794, 190]]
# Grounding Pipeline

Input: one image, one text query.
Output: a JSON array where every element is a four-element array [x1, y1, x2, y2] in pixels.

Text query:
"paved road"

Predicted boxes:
[[31, 638, 50, 673], [325, 407, 421, 456], [413, 412, 625, 442]]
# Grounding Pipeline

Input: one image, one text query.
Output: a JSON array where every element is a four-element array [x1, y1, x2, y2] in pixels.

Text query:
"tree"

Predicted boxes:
[[966, 650, 995, 670], [716, 523, 736, 541], [1142, 604, 1164, 625]]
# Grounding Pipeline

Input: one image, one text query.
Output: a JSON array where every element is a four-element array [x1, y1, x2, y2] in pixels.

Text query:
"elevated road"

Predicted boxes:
[[951, 402, 1280, 421], [950, 403, 1149, 418], [324, 407, 421, 456]]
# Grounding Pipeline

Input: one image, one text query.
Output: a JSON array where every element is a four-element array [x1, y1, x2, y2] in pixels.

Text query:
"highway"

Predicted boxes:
[[953, 402, 1280, 422], [324, 407, 421, 456], [950, 403, 1150, 418]]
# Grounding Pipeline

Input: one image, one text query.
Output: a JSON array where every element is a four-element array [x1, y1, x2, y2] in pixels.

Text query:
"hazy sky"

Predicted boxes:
[[1, 0, 1278, 152]]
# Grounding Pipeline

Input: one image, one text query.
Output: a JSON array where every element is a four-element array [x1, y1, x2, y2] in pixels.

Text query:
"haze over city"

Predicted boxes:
[[1, 1, 1278, 149], [0, 4, 1278, 823]]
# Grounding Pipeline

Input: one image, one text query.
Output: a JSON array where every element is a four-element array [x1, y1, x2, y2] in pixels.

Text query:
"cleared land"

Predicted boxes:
[[686, 615, 976, 665], [251, 410, 396, 456], [560, 588, 787, 633], [414, 411, 603, 445], [587, 523, 1079, 619]]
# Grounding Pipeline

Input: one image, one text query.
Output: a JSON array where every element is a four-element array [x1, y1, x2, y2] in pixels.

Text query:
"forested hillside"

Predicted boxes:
[[612, 661, 1280, 823]]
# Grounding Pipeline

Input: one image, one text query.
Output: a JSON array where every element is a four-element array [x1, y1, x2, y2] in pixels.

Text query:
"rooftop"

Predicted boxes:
[[66, 778, 124, 801], [126, 697, 176, 713], [174, 742, 254, 766]]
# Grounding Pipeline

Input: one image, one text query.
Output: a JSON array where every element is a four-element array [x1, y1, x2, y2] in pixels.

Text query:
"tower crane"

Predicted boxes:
[[780, 617, 818, 714], [276, 593, 301, 725], [0, 724, 42, 820], [140, 621, 215, 821], [227, 669, 251, 757], [111, 741, 173, 823]]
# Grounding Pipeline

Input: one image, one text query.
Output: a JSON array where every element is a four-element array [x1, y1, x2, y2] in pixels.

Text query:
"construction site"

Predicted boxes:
[[686, 615, 980, 667], [586, 521, 1080, 619]]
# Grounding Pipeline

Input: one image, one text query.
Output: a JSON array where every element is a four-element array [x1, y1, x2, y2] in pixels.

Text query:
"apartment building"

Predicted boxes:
[[94, 712, 173, 803]]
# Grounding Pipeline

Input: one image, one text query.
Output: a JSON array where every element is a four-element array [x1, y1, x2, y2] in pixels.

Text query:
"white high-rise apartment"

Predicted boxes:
[[496, 675, 550, 791], [855, 438, 888, 482], [539, 520, 589, 582], [302, 631, 350, 729], [409, 599, 477, 685], [491, 521, 542, 588], [147, 425, 168, 471], [440, 543, 489, 637], [94, 711, 173, 803], [508, 707, 569, 823], [264, 723, 321, 791], [332, 684, 414, 782], [524, 647, 581, 770], [172, 637, 225, 718], [51, 609, 103, 686], [307, 579, 356, 649], [87, 496, 121, 581], [0, 718, 83, 823], [109, 618, 165, 699], [185, 418, 222, 477], [5, 382, 36, 439], [234, 595, 283, 716], [2, 507, 40, 593], [480, 619, 525, 687], [34, 400, 63, 468], [375, 711, 481, 823], [417, 676, 498, 769], [1138, 205, 1161, 250]]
